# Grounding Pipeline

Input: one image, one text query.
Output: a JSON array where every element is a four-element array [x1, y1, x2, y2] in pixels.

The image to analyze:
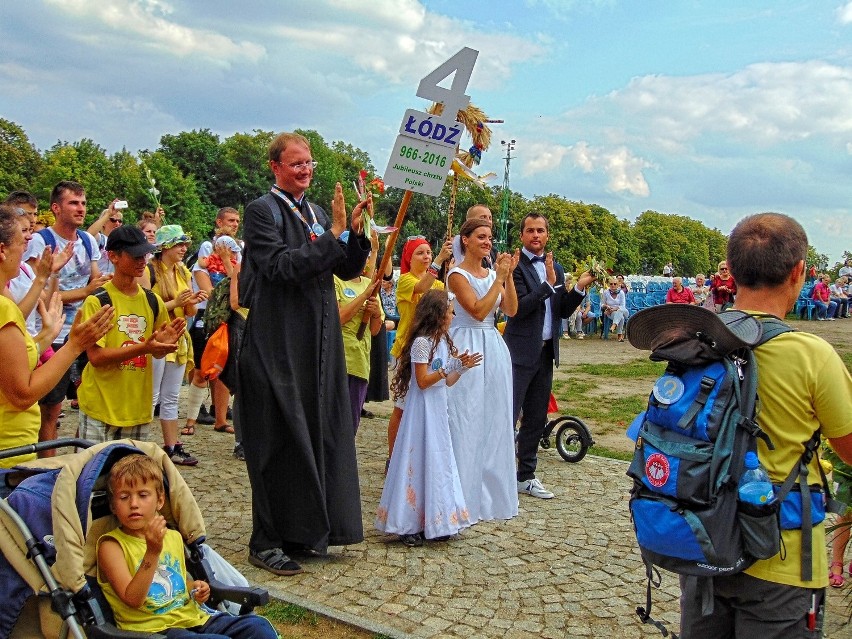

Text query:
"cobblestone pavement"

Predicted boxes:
[[61, 400, 851, 638]]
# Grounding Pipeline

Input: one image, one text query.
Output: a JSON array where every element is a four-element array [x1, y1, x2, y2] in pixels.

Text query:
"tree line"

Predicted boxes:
[[2, 118, 839, 277]]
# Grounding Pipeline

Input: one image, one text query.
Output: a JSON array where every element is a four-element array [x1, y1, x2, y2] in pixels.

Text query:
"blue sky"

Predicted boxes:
[[1, 0, 850, 263]]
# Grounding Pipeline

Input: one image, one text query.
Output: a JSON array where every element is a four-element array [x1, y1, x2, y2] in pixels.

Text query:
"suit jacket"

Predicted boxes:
[[503, 254, 584, 368]]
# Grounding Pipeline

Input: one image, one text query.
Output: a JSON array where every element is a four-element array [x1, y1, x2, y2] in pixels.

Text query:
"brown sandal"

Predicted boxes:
[[213, 424, 235, 434], [181, 424, 195, 436]]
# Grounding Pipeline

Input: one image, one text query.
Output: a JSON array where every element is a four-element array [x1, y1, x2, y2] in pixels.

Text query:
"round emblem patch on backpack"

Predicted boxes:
[[652, 375, 685, 405], [645, 453, 670, 487]]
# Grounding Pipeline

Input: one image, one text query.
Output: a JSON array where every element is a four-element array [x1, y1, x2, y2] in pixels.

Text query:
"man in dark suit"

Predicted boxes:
[[503, 213, 595, 499]]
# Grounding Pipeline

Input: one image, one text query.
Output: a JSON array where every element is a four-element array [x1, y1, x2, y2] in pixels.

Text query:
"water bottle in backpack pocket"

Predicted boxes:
[[736, 451, 781, 560]]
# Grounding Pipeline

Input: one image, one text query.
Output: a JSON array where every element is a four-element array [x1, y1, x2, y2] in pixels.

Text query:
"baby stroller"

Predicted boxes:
[[0, 438, 268, 639]]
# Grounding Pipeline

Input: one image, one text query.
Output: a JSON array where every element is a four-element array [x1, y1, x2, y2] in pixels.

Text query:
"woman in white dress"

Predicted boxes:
[[447, 218, 520, 523]]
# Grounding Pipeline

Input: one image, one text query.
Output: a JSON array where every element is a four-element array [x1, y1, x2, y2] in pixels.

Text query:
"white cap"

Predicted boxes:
[[215, 235, 242, 253]]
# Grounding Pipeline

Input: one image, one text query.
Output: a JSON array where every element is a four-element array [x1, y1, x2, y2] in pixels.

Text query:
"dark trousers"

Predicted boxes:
[[512, 339, 554, 482], [163, 613, 277, 639], [679, 573, 824, 639]]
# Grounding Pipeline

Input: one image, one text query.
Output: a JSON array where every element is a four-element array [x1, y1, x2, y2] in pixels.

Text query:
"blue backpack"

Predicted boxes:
[[625, 307, 843, 635]]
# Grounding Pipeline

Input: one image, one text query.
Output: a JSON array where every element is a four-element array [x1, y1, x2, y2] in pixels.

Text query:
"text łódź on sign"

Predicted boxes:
[[383, 47, 479, 197]]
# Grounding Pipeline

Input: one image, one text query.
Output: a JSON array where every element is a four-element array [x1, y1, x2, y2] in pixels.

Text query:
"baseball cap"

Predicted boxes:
[[105, 225, 157, 257]]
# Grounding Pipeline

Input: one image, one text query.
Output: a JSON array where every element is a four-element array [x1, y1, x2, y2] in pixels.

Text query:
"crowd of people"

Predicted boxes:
[[1, 132, 851, 637]]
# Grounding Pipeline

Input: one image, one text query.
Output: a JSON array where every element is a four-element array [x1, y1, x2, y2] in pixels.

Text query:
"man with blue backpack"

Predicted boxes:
[[23, 181, 111, 452], [628, 212, 852, 638]]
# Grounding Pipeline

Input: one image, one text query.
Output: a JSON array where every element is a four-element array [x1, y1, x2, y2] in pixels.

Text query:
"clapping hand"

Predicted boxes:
[[457, 349, 483, 370], [544, 252, 557, 286], [67, 304, 115, 351], [37, 293, 65, 346]]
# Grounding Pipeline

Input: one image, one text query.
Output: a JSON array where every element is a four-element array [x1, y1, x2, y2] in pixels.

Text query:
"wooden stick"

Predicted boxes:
[[445, 173, 458, 241], [356, 190, 413, 339]]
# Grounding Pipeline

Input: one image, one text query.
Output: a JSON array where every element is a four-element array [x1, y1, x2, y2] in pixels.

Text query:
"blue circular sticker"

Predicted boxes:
[[431, 358, 443, 371], [343, 287, 357, 298], [652, 375, 685, 405], [312, 222, 325, 237]]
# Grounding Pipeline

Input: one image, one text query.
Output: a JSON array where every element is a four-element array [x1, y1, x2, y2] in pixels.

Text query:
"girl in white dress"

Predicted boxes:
[[376, 290, 482, 546], [447, 219, 520, 523]]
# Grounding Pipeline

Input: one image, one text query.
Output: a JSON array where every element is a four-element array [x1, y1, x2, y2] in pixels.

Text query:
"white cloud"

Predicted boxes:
[[596, 61, 852, 149], [837, 2, 852, 24], [45, 0, 265, 64], [522, 140, 654, 197], [264, 1, 543, 88]]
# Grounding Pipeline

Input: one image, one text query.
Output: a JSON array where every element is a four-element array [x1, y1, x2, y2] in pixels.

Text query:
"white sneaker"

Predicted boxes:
[[517, 478, 554, 499], [576, 333, 584, 340]]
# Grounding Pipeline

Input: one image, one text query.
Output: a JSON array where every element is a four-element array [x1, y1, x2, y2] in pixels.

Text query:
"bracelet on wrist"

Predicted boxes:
[[427, 265, 439, 278], [382, 272, 393, 282]]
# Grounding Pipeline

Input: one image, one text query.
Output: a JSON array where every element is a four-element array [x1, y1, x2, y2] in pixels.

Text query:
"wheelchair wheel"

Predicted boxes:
[[554, 416, 592, 463]]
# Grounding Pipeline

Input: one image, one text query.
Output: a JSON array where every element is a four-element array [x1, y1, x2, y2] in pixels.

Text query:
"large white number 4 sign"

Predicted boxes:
[[416, 47, 478, 118]]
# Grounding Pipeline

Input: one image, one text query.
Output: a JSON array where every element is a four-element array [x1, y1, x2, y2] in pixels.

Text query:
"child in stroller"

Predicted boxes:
[[0, 439, 270, 639], [97, 453, 276, 638]]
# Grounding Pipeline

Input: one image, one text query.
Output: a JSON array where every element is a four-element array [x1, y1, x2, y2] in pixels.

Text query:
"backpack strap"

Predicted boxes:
[[92, 286, 159, 318], [38, 229, 94, 261], [75, 230, 94, 261]]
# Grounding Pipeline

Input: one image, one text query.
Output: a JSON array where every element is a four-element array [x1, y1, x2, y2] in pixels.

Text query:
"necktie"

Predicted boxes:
[[530, 255, 545, 263]]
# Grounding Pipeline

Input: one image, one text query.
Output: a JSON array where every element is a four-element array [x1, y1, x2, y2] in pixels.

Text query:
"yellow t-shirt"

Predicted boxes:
[[152, 263, 193, 365], [742, 326, 852, 588], [78, 282, 169, 426], [390, 272, 444, 358], [335, 276, 384, 381], [97, 527, 209, 633], [0, 297, 40, 467]]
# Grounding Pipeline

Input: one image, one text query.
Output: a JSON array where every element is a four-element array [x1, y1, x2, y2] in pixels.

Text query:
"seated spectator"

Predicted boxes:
[[839, 259, 852, 281], [830, 277, 849, 318], [569, 296, 597, 339], [690, 273, 710, 306], [665, 276, 695, 304], [709, 261, 736, 312], [601, 278, 628, 342], [97, 454, 278, 638], [812, 274, 837, 321]]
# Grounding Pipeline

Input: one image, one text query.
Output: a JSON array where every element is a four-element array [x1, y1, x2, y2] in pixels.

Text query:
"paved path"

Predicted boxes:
[[152, 401, 852, 639]]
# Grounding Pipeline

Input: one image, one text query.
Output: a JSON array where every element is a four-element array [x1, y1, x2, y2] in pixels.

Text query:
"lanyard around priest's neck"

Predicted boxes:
[[270, 185, 324, 240]]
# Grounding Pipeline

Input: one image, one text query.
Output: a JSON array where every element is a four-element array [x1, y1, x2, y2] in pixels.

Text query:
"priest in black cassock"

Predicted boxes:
[[237, 132, 371, 575]]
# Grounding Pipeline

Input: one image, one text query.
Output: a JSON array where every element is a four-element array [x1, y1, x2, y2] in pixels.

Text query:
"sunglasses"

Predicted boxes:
[[720, 267, 728, 271], [406, 235, 426, 242], [109, 218, 123, 224]]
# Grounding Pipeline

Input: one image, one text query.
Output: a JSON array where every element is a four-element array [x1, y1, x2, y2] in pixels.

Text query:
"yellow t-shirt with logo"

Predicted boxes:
[[78, 282, 169, 426], [390, 272, 444, 358], [97, 527, 209, 633], [0, 297, 40, 467], [335, 275, 384, 381], [742, 325, 852, 588]]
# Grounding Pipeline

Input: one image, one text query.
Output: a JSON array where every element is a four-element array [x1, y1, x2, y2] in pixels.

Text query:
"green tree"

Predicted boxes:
[[806, 245, 829, 273], [0, 119, 42, 197], [137, 152, 211, 246], [158, 129, 225, 207], [218, 130, 275, 207], [36, 139, 116, 217]]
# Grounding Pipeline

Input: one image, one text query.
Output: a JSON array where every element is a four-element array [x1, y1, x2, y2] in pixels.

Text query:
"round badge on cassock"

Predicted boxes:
[[343, 288, 357, 298], [312, 222, 325, 237]]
